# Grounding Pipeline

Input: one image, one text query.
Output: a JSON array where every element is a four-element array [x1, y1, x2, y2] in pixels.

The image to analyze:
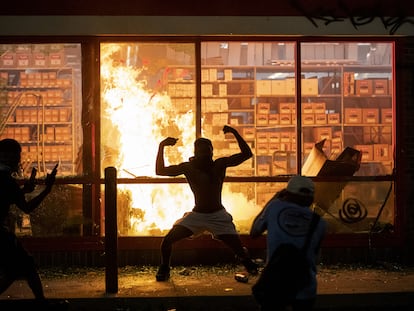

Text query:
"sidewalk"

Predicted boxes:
[[1, 264, 414, 310]]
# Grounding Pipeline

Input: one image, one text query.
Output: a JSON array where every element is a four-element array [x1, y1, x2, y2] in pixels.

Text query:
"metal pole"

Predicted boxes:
[[105, 166, 118, 294]]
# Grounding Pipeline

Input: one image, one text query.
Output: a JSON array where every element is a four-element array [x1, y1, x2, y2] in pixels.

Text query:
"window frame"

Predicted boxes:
[[0, 35, 402, 250]]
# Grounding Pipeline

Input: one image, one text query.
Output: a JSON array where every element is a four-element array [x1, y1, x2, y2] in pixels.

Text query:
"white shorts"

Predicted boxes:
[[174, 209, 238, 237]]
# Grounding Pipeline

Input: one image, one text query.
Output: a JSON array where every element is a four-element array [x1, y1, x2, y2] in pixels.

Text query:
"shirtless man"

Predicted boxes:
[[155, 125, 258, 281]]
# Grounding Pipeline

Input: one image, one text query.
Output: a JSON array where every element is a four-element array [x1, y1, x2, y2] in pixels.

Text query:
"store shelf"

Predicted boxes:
[[0, 67, 76, 176], [164, 62, 393, 177]]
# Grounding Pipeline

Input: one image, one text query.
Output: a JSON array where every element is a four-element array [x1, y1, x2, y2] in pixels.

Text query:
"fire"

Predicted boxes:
[[100, 43, 259, 236]]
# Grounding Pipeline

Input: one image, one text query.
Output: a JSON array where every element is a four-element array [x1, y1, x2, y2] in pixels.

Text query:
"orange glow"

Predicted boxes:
[[100, 43, 259, 236]]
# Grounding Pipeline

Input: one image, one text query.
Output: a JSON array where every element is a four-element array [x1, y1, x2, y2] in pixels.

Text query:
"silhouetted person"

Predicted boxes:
[[0, 138, 58, 304], [250, 175, 327, 311], [155, 125, 258, 281]]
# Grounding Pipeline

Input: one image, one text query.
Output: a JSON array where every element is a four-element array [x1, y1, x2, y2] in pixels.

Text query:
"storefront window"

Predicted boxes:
[[100, 43, 196, 177], [0, 40, 396, 238], [199, 42, 298, 233], [98, 40, 394, 237], [0, 43, 83, 237], [201, 41, 297, 177], [0, 43, 83, 177], [301, 42, 394, 233], [198, 41, 394, 234], [100, 42, 196, 236], [301, 42, 393, 176]]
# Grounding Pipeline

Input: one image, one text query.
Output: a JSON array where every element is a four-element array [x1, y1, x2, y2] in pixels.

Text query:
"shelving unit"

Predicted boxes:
[[301, 65, 393, 175], [165, 66, 196, 114], [0, 66, 76, 177], [195, 64, 392, 177], [341, 65, 393, 175], [200, 66, 256, 176]]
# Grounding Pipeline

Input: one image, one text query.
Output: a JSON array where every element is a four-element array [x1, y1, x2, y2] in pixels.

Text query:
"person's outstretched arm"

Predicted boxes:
[[17, 165, 58, 214], [223, 125, 253, 166], [155, 137, 183, 176]]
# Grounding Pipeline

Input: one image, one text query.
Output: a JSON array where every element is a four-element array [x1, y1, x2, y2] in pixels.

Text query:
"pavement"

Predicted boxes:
[[1, 264, 414, 310]]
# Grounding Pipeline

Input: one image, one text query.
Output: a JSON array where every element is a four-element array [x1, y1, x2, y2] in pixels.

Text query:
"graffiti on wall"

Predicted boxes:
[[290, 0, 414, 35]]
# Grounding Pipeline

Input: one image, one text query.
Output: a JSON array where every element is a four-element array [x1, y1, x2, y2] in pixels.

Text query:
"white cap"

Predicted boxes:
[[286, 175, 314, 196]]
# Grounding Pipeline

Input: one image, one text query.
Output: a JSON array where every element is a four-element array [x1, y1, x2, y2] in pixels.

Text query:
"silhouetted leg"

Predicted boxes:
[[11, 240, 46, 300], [26, 268, 45, 300], [0, 233, 17, 294], [156, 225, 193, 281], [160, 225, 193, 266], [217, 234, 258, 275]]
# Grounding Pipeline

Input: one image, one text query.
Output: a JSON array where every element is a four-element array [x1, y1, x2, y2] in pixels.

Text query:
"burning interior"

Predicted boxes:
[[99, 42, 394, 237], [100, 43, 262, 236]]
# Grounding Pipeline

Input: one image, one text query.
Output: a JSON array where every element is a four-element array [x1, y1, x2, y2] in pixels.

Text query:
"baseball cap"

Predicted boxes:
[[286, 175, 314, 196]]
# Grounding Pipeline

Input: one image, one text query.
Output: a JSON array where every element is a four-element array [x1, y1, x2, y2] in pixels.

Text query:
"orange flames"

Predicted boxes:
[[100, 43, 259, 236]]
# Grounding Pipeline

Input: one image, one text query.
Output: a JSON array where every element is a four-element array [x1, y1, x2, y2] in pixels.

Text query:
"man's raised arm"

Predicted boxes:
[[156, 137, 178, 175], [223, 125, 253, 161]]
